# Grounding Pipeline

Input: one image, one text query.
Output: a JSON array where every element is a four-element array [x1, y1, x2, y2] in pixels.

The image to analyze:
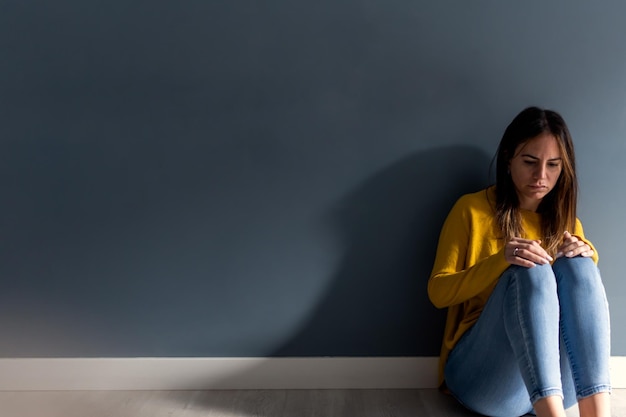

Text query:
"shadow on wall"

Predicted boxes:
[[0, 142, 494, 409], [270, 144, 493, 357], [167, 145, 493, 415], [5, 141, 493, 384]]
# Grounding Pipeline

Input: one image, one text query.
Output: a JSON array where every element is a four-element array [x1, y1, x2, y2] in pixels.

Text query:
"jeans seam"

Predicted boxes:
[[512, 270, 538, 393], [529, 387, 563, 405], [559, 311, 580, 394], [577, 384, 612, 400], [555, 259, 582, 395]]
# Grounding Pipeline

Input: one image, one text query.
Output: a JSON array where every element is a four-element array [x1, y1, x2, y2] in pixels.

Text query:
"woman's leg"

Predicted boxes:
[[553, 256, 611, 416], [578, 394, 611, 417], [445, 263, 564, 417]]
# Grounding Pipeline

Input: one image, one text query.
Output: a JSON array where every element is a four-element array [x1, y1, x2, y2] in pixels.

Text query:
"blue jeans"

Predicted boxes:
[[444, 256, 611, 417]]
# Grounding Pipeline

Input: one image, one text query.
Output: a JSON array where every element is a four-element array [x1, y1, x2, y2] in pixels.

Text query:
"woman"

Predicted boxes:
[[428, 107, 611, 417]]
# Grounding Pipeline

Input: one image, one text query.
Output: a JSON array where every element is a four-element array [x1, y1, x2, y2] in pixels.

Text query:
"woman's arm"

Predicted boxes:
[[427, 198, 510, 309]]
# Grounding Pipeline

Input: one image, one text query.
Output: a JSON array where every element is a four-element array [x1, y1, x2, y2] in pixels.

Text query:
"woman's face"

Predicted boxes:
[[509, 132, 563, 212]]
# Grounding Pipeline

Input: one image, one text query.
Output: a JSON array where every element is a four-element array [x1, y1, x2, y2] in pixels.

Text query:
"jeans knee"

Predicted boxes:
[[553, 256, 601, 289], [553, 255, 595, 271], [509, 263, 557, 294]]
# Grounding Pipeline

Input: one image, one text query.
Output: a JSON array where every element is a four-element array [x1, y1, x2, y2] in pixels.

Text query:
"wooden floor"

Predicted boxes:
[[0, 389, 624, 417]]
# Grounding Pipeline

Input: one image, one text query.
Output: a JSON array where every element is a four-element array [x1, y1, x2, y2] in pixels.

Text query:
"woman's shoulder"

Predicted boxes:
[[453, 186, 495, 213], [442, 187, 498, 235]]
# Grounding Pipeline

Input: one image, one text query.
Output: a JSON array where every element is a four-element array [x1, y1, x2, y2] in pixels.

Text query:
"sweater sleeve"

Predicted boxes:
[[572, 218, 600, 264], [427, 197, 510, 309]]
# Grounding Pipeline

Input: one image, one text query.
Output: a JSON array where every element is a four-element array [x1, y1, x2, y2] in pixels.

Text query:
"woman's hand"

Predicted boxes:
[[556, 231, 594, 258], [506, 237, 553, 268]]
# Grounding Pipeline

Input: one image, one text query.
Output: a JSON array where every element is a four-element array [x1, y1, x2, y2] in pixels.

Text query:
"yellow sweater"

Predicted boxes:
[[428, 187, 598, 387]]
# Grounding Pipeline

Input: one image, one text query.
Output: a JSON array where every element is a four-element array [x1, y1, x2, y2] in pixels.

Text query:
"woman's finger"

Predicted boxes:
[[566, 241, 589, 257], [507, 239, 552, 266]]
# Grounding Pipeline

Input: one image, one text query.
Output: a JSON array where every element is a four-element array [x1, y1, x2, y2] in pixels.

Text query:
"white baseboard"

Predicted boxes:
[[0, 357, 437, 391], [612, 356, 626, 389], [0, 356, 623, 391]]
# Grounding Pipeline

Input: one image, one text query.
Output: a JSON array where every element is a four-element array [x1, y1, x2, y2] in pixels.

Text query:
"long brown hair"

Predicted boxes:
[[492, 106, 578, 255]]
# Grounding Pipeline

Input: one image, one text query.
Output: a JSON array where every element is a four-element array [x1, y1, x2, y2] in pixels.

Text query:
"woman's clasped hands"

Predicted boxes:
[[506, 231, 594, 268]]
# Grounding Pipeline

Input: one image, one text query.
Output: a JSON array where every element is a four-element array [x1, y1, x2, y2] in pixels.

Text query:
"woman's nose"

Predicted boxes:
[[535, 165, 547, 179]]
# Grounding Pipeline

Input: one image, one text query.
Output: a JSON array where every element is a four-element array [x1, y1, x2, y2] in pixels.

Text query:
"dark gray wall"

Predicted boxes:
[[1, 1, 625, 357]]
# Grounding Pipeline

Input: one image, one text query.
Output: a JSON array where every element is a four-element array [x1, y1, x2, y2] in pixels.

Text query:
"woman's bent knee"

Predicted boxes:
[[553, 256, 603, 291], [553, 256, 599, 278], [506, 263, 557, 294]]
